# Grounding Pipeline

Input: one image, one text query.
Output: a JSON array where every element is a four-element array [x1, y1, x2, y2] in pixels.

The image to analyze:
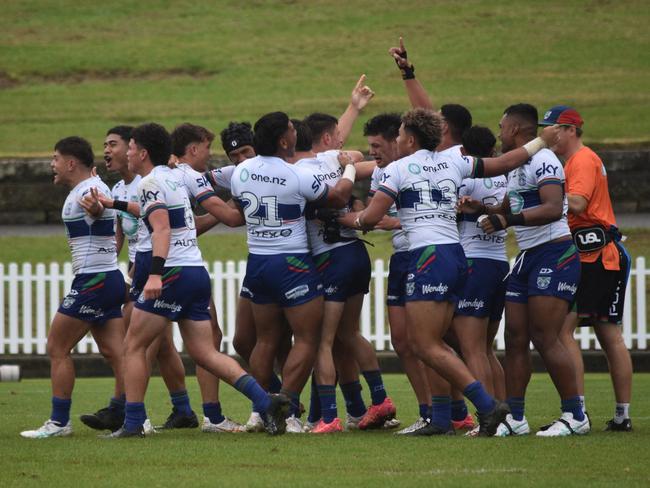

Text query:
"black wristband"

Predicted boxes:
[[150, 256, 166, 276], [505, 212, 526, 227], [488, 214, 505, 231], [394, 50, 415, 80], [113, 200, 129, 212]]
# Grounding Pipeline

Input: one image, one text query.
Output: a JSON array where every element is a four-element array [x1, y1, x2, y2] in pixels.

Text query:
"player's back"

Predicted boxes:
[[231, 155, 326, 255], [62, 176, 118, 274]]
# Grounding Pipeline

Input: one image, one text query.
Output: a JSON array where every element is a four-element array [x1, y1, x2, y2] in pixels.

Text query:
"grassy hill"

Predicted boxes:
[[0, 0, 648, 156]]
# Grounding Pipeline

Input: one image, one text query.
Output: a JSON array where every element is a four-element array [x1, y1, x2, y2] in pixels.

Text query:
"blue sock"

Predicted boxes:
[[340, 381, 367, 417], [463, 381, 496, 415], [308, 376, 321, 423], [362, 370, 387, 406], [170, 390, 193, 416], [202, 402, 225, 425], [268, 373, 283, 394], [419, 403, 430, 420], [507, 397, 525, 421], [430, 396, 451, 430], [109, 395, 126, 416], [51, 397, 71, 426], [124, 402, 146, 432], [235, 374, 271, 414], [561, 396, 585, 422], [318, 385, 338, 423], [451, 399, 468, 422]]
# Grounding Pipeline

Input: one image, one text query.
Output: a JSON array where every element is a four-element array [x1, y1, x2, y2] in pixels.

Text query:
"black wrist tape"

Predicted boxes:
[[488, 214, 505, 231], [113, 200, 129, 212], [505, 212, 525, 227], [394, 50, 415, 79], [474, 158, 485, 178], [150, 256, 166, 275]]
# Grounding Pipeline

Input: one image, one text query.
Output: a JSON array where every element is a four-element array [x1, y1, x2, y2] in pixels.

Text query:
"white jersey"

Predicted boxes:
[[62, 176, 118, 274], [296, 151, 358, 255], [231, 155, 328, 255], [506, 148, 571, 250], [369, 166, 409, 253], [135, 163, 215, 253], [208, 165, 235, 191], [111, 175, 141, 263], [137, 165, 203, 266], [379, 149, 478, 250], [458, 176, 508, 261]]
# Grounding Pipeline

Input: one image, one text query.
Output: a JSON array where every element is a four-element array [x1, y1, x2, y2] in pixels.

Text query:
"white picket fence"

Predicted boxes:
[[1, 258, 648, 355]]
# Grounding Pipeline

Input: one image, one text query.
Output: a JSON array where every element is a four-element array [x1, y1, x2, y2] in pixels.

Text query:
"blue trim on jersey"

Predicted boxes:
[[64, 217, 115, 238], [538, 178, 563, 188], [168, 207, 186, 229], [144, 203, 166, 219], [519, 190, 542, 208], [278, 203, 303, 220], [312, 184, 329, 205], [397, 188, 420, 209], [195, 190, 216, 204], [377, 186, 397, 201]]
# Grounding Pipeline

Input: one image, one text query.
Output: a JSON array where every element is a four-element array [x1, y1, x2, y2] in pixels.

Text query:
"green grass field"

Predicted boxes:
[[2, 374, 649, 487], [2, 228, 650, 264], [1, 0, 649, 156]]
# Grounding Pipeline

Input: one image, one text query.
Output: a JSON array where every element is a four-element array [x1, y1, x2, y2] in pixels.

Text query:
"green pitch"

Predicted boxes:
[[1, 374, 648, 487], [0, 0, 648, 156]]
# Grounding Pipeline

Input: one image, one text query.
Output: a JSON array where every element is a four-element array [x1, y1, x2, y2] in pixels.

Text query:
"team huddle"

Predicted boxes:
[[20, 39, 633, 439]]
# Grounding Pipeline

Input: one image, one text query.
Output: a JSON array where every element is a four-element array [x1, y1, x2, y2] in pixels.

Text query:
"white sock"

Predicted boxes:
[[579, 395, 586, 413], [614, 403, 630, 423]]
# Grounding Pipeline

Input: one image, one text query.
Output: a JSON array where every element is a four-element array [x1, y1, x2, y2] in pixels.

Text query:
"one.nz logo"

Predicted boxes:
[[537, 276, 551, 290]]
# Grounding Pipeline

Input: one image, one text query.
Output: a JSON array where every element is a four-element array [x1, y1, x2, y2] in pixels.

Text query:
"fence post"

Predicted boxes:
[[35, 263, 47, 354], [0, 263, 5, 354], [225, 261, 237, 355], [373, 259, 386, 351], [636, 257, 647, 349], [22, 263, 33, 354], [8, 263, 19, 354]]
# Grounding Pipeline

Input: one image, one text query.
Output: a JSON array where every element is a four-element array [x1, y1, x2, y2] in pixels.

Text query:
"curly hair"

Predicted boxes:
[[400, 108, 442, 151]]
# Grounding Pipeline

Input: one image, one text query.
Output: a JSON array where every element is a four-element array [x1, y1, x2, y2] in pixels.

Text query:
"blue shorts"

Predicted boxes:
[[455, 258, 509, 321], [405, 243, 467, 303], [387, 251, 409, 307], [58, 270, 125, 324], [506, 239, 581, 304], [130, 251, 152, 302], [313, 240, 371, 302], [240, 273, 252, 300], [134, 266, 212, 321], [245, 253, 323, 307]]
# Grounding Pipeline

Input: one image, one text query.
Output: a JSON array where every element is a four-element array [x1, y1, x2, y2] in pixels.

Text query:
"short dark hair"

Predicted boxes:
[[462, 125, 496, 158], [131, 123, 172, 166], [171, 123, 215, 157], [401, 109, 442, 151], [363, 113, 401, 140], [292, 118, 313, 152], [253, 112, 290, 156], [304, 112, 338, 145], [54, 136, 94, 168], [220, 121, 253, 153], [106, 125, 133, 143], [440, 104, 472, 142], [504, 103, 539, 137]]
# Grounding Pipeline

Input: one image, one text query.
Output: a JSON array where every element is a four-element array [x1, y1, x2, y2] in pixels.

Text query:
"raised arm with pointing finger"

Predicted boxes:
[[388, 37, 434, 110]]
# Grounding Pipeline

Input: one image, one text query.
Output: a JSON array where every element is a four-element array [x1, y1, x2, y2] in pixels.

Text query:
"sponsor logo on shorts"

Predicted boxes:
[[406, 282, 415, 296], [62, 297, 76, 308], [324, 285, 339, 295], [79, 305, 105, 318], [557, 282, 577, 294], [387, 294, 399, 301], [536, 276, 551, 290], [69, 289, 79, 296], [539, 268, 553, 275], [285, 284, 310, 300], [153, 300, 182, 313], [240, 286, 253, 298], [506, 291, 520, 297], [407, 273, 415, 281], [458, 299, 485, 311], [422, 283, 449, 295]]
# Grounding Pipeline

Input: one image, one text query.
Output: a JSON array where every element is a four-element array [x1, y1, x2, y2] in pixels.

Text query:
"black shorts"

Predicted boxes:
[[576, 242, 631, 326]]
